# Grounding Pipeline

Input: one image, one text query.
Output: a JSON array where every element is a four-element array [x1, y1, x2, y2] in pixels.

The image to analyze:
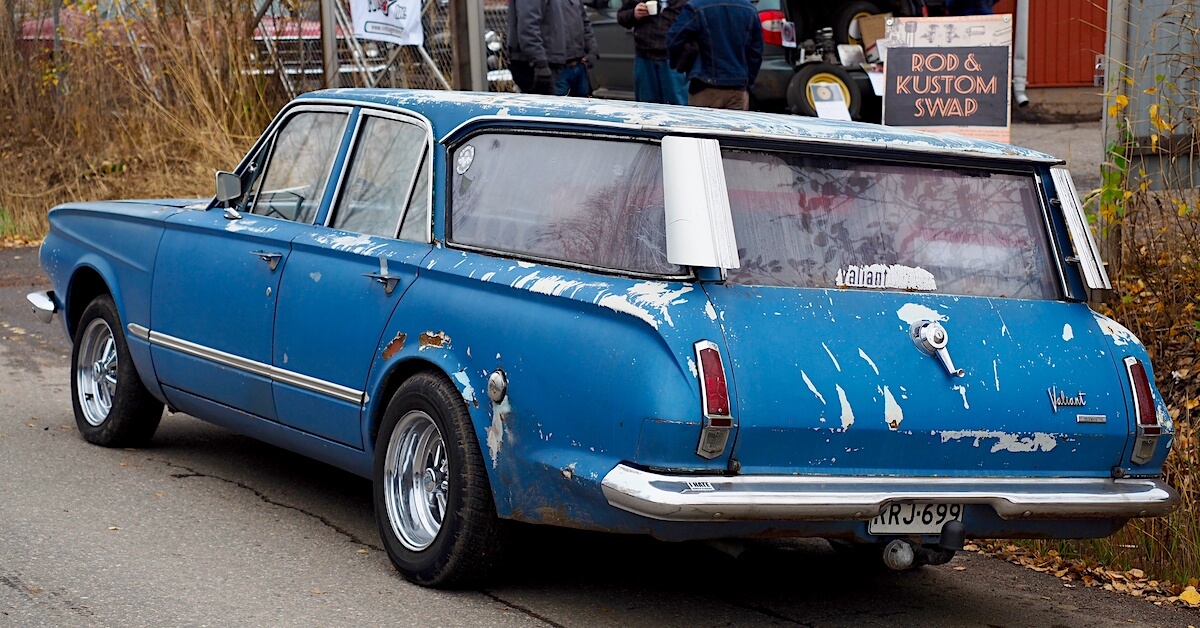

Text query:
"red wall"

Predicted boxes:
[[992, 0, 1107, 87]]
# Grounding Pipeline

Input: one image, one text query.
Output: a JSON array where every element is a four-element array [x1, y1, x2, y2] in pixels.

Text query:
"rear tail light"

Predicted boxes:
[[759, 10, 785, 47], [695, 340, 734, 459], [1124, 356, 1162, 464]]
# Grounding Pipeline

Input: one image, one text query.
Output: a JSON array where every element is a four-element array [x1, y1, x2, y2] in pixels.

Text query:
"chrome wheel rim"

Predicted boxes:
[[384, 410, 448, 551], [75, 318, 118, 427]]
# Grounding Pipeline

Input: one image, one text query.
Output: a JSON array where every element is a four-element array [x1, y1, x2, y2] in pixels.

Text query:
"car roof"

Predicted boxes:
[[301, 88, 1060, 164]]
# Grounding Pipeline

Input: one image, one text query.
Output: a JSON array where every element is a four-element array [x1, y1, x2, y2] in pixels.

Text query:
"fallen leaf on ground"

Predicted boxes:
[[1180, 586, 1200, 606]]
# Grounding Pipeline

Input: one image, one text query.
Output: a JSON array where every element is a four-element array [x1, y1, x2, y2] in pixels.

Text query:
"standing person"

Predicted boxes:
[[665, 0, 762, 110], [616, 0, 687, 105], [508, 0, 567, 94], [556, 0, 598, 96]]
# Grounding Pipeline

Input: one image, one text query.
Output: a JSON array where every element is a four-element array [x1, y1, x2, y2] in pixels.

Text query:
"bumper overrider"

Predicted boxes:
[[601, 464, 1179, 522]]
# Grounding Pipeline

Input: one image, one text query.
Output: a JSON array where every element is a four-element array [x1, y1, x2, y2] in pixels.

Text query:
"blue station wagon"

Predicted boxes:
[[29, 90, 1178, 587]]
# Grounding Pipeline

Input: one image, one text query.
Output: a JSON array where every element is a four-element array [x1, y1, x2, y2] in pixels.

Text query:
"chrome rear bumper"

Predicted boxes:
[[26, 291, 57, 324], [601, 464, 1179, 522]]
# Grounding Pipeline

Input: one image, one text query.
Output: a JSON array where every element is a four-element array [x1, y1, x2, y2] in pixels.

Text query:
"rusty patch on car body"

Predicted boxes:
[[418, 331, 450, 350], [382, 332, 407, 359]]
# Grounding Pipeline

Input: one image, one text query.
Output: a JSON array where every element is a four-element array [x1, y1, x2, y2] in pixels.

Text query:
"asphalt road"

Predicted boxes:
[[2, 245, 1197, 627]]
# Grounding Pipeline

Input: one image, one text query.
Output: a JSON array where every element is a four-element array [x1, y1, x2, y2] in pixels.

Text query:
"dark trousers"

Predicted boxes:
[[510, 60, 561, 95], [556, 63, 591, 96]]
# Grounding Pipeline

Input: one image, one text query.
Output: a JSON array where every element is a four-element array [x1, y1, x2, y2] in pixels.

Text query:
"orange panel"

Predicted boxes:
[[984, 0, 1105, 87]]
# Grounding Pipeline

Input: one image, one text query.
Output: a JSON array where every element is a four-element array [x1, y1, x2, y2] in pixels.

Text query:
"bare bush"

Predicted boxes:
[[0, 0, 282, 237]]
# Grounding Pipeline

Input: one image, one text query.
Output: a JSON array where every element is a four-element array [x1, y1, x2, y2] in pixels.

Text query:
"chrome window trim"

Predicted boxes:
[[323, 107, 435, 244], [439, 115, 1066, 165], [1050, 166, 1112, 291], [449, 242, 694, 281], [248, 106, 353, 223], [129, 323, 365, 405], [1033, 170, 1072, 299]]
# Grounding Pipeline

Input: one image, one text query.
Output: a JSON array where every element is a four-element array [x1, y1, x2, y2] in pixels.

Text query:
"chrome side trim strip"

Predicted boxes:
[[601, 464, 1179, 522], [134, 325, 364, 405], [127, 322, 150, 341]]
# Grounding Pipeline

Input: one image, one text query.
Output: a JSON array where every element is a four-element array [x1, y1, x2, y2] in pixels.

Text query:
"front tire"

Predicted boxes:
[[70, 295, 163, 447], [373, 372, 505, 587]]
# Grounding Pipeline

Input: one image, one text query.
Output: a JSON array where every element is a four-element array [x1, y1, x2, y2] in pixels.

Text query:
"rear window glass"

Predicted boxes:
[[450, 134, 681, 276], [722, 150, 1059, 300]]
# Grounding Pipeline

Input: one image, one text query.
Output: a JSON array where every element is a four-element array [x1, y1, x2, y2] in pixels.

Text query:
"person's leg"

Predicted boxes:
[[555, 65, 572, 95], [634, 56, 662, 102], [571, 64, 592, 96], [689, 88, 749, 110], [657, 59, 688, 105]]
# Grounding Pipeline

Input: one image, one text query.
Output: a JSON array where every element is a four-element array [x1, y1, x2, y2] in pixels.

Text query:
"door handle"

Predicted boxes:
[[363, 272, 402, 295], [250, 250, 283, 272]]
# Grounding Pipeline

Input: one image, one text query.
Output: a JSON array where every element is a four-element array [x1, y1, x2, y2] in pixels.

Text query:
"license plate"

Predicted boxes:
[[868, 503, 964, 534]]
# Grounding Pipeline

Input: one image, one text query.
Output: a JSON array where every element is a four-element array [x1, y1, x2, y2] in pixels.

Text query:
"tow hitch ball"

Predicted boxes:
[[883, 521, 966, 571]]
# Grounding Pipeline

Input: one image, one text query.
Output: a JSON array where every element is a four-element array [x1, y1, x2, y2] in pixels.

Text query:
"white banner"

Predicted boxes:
[[350, 0, 424, 47]]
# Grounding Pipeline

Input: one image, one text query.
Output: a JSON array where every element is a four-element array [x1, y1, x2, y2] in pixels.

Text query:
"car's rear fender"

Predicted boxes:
[[361, 247, 733, 531], [40, 201, 184, 405], [1090, 311, 1175, 474]]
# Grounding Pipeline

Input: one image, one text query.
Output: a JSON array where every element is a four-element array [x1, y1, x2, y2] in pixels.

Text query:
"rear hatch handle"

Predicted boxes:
[[911, 321, 966, 378]]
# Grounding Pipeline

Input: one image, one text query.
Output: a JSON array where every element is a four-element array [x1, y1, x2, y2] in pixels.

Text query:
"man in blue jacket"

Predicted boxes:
[[665, 0, 762, 110]]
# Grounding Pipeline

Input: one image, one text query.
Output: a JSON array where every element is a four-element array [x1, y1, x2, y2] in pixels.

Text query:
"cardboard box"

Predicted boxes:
[[859, 13, 892, 62]]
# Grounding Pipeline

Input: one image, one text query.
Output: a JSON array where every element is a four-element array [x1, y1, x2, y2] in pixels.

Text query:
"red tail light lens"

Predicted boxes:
[[697, 343, 731, 418], [759, 10, 785, 47], [1125, 357, 1159, 434]]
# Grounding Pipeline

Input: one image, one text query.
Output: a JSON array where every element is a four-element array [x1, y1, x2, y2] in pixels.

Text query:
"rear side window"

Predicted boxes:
[[449, 134, 681, 276], [331, 116, 427, 239], [722, 150, 1059, 300]]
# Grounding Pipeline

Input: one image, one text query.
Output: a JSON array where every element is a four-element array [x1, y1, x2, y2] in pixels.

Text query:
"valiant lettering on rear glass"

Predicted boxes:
[[836, 264, 937, 291]]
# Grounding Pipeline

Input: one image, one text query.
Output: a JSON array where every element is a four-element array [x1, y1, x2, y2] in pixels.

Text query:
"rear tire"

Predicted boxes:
[[833, 1, 883, 45], [787, 63, 863, 119], [373, 372, 505, 588], [70, 295, 163, 447]]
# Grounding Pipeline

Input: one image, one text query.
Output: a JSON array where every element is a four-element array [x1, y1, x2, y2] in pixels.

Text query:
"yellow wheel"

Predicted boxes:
[[804, 72, 854, 111], [787, 63, 863, 119]]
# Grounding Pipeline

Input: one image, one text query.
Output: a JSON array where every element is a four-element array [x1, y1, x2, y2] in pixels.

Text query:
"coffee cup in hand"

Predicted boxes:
[[646, 0, 658, 15]]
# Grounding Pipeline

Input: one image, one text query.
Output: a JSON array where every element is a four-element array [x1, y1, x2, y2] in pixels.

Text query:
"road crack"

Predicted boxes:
[[480, 591, 567, 627], [151, 457, 384, 551]]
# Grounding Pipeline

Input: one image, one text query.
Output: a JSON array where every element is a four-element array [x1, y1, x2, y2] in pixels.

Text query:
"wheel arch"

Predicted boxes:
[[65, 264, 114, 339], [366, 356, 454, 454]]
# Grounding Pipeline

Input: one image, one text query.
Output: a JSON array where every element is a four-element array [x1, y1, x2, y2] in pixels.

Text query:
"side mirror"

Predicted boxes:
[[215, 171, 242, 204]]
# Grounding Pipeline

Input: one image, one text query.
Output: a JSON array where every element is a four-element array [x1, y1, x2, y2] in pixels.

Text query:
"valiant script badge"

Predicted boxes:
[[1048, 387, 1086, 413]]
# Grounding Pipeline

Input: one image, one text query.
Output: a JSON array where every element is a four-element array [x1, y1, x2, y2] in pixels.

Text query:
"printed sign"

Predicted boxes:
[[881, 15, 1012, 143], [350, 0, 423, 46], [810, 82, 852, 121]]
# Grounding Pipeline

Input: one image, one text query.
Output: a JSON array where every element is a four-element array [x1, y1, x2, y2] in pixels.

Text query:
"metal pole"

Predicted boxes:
[[320, 0, 340, 88], [450, 0, 486, 91], [1100, 0, 1131, 272]]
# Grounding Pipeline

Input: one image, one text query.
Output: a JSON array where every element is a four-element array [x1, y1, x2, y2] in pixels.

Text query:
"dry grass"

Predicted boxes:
[[1021, 2, 1200, 586], [0, 0, 283, 238]]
